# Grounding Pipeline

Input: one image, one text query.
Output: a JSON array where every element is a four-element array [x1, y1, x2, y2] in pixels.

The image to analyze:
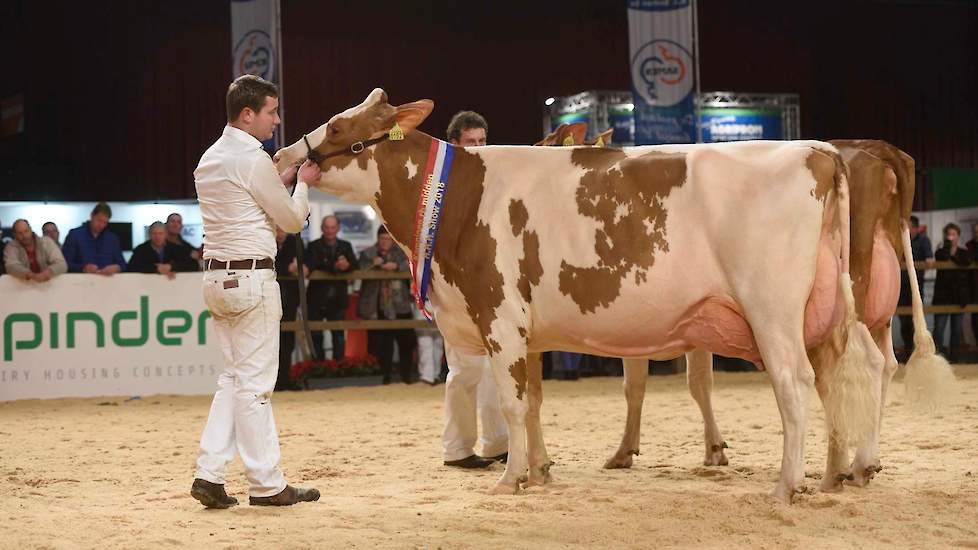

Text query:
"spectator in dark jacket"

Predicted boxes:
[[165, 213, 202, 269], [62, 202, 126, 275], [964, 222, 978, 351], [305, 215, 356, 361], [275, 227, 304, 391], [128, 222, 200, 276], [932, 222, 972, 363]]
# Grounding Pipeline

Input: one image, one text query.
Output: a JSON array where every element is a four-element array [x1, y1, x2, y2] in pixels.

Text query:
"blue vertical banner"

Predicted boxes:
[[628, 0, 699, 144], [231, 0, 283, 152]]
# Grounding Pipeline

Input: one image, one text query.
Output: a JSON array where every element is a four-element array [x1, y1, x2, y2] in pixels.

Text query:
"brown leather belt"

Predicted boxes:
[[205, 258, 274, 270]]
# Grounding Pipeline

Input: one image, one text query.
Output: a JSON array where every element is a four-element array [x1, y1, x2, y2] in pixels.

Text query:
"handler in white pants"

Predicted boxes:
[[442, 344, 509, 468], [191, 74, 320, 508]]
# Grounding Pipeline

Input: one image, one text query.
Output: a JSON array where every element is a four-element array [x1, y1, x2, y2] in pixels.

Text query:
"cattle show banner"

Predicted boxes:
[[231, 0, 283, 151], [627, 0, 699, 144], [0, 274, 222, 401]]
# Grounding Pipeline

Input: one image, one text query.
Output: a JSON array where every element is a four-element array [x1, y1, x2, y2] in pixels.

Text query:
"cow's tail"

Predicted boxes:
[[812, 149, 880, 448], [899, 221, 956, 410]]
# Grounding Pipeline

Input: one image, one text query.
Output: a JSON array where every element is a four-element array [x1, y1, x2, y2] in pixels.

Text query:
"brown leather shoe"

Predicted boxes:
[[248, 485, 320, 506], [190, 478, 238, 509]]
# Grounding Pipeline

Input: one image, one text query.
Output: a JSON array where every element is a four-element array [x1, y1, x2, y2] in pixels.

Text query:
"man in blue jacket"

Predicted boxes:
[[62, 202, 127, 275]]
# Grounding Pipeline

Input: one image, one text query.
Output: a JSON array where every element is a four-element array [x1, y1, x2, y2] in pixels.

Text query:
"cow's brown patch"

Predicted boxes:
[[373, 132, 506, 354], [559, 148, 686, 313], [509, 199, 529, 236], [806, 149, 837, 203], [517, 231, 543, 303], [508, 357, 528, 400]]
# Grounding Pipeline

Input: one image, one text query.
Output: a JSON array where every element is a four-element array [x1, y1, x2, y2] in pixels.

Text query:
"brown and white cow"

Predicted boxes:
[[275, 89, 879, 502], [605, 139, 953, 492]]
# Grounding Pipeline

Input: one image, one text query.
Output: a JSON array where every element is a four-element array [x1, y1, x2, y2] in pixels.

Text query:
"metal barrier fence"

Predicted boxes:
[[280, 260, 978, 331]]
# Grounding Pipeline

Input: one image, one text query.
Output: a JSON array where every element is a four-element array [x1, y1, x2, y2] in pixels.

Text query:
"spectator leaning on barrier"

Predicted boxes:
[[62, 202, 127, 275], [166, 213, 202, 268], [3, 219, 67, 282], [275, 226, 304, 392], [128, 221, 200, 277], [898, 215, 935, 360], [357, 225, 416, 384], [42, 222, 61, 248], [932, 222, 972, 363], [306, 214, 356, 361]]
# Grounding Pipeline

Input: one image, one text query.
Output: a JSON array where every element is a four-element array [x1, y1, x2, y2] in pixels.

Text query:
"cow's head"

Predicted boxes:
[[274, 88, 433, 202]]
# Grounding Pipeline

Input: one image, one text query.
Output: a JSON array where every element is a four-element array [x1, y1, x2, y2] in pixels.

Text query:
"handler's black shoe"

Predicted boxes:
[[488, 452, 508, 464], [444, 454, 495, 469], [249, 485, 320, 506], [191, 478, 238, 509]]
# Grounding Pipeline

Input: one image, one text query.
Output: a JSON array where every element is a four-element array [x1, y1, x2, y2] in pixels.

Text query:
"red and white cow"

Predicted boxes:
[[275, 89, 879, 502]]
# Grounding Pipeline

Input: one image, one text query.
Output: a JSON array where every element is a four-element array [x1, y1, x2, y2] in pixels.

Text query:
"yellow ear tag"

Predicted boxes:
[[389, 122, 405, 141], [561, 135, 575, 146], [594, 136, 605, 147]]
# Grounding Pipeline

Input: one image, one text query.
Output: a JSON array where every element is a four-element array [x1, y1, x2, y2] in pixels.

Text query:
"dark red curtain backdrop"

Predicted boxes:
[[1, 0, 975, 201]]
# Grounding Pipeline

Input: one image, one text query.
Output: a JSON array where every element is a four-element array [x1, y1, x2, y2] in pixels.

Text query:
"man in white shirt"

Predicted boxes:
[[190, 74, 321, 508], [441, 111, 509, 469]]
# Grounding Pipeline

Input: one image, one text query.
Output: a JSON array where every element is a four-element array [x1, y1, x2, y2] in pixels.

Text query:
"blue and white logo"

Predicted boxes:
[[631, 39, 694, 108], [233, 30, 275, 81]]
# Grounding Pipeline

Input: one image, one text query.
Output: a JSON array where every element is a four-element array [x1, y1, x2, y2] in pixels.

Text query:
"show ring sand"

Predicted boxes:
[[2, 366, 976, 549]]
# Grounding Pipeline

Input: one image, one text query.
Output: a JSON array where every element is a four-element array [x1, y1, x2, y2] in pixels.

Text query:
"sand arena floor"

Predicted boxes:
[[1, 365, 977, 549]]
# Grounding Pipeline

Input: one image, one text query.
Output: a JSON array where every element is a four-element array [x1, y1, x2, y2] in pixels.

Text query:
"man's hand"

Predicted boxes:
[[926, 258, 937, 269], [156, 263, 173, 275], [303, 265, 310, 278], [382, 262, 398, 271], [83, 264, 98, 274], [335, 255, 350, 271], [288, 259, 299, 275], [298, 159, 322, 185], [279, 162, 300, 187], [98, 265, 121, 276], [372, 256, 384, 267], [34, 270, 52, 283]]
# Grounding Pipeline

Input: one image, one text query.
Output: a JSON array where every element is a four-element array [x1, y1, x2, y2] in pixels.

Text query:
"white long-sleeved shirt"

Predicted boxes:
[[194, 125, 310, 261]]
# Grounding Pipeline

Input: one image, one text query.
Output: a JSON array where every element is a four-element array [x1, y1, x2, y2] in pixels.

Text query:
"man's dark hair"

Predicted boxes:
[[944, 222, 961, 236], [377, 225, 389, 236], [446, 110, 488, 142], [42, 221, 56, 231], [167, 212, 182, 223], [226, 74, 279, 123], [910, 215, 920, 227], [91, 202, 112, 219]]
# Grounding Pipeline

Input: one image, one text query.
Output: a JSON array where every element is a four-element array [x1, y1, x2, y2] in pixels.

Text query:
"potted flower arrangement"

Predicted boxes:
[[289, 355, 381, 390]]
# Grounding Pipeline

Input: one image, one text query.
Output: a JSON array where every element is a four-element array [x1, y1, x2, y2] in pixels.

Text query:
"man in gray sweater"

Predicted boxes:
[[3, 219, 67, 282]]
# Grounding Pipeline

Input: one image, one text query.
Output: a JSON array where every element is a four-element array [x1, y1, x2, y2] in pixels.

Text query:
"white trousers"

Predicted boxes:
[[195, 268, 287, 497], [443, 344, 509, 461], [416, 329, 444, 384]]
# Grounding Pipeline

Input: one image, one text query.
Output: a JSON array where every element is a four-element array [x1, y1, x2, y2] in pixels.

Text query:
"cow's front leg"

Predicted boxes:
[[524, 352, 552, 487], [604, 358, 648, 469], [486, 336, 531, 495], [686, 349, 729, 466]]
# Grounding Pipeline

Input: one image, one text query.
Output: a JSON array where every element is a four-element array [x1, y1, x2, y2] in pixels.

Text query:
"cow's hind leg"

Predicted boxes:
[[524, 352, 553, 487], [604, 358, 648, 469], [847, 324, 894, 487], [753, 324, 815, 503], [686, 349, 729, 466]]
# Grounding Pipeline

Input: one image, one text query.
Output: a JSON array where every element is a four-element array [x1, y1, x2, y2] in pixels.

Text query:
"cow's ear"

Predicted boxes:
[[568, 123, 587, 145], [593, 128, 613, 147], [393, 100, 434, 135]]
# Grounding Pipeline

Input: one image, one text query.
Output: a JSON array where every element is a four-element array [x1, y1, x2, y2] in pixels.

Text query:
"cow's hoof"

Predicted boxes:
[[488, 481, 520, 495], [772, 484, 807, 504], [603, 451, 635, 469], [819, 473, 849, 493], [522, 473, 553, 489], [704, 441, 729, 466], [844, 463, 882, 488]]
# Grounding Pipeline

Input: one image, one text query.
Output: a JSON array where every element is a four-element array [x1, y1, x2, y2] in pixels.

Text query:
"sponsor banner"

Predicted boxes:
[[628, 0, 698, 144], [700, 108, 784, 142], [231, 0, 282, 151], [0, 274, 223, 400]]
